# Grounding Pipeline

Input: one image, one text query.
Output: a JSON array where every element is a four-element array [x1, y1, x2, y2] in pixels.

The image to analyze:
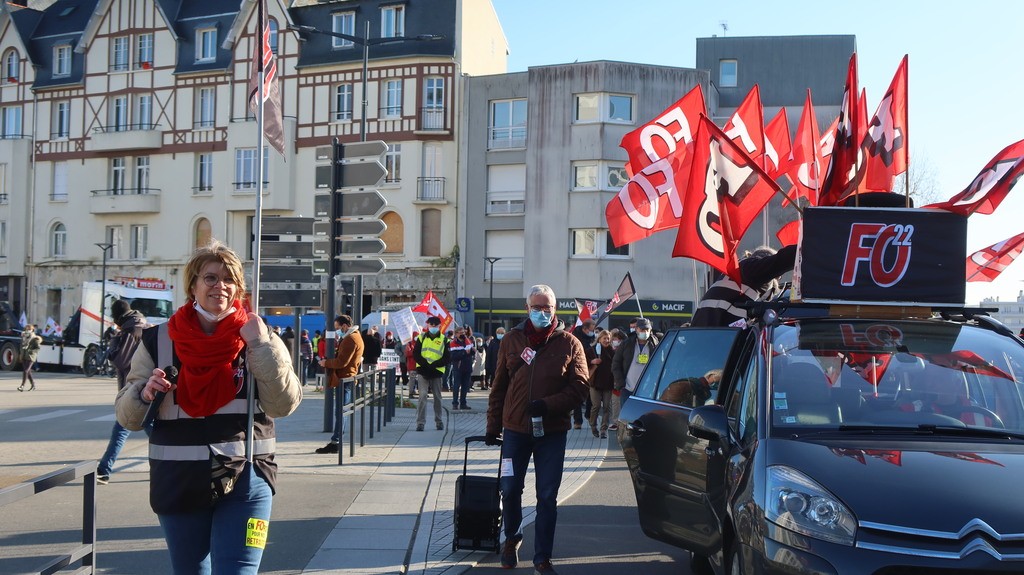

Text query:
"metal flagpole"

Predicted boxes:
[[691, 259, 701, 314], [246, 0, 268, 463]]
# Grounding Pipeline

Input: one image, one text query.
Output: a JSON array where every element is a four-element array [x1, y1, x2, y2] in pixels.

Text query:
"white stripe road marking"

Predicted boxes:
[[87, 413, 117, 422], [10, 409, 86, 422]]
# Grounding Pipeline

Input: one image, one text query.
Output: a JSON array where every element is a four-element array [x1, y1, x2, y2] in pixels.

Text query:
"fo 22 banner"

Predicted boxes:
[[798, 207, 967, 305]]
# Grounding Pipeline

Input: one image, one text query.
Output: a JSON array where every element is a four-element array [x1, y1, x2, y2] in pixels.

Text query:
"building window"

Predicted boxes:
[[195, 218, 212, 250], [0, 220, 6, 257], [0, 164, 5, 204], [197, 28, 217, 62], [572, 161, 629, 191], [111, 36, 130, 71], [422, 77, 444, 129], [720, 59, 738, 88], [2, 49, 18, 83], [136, 33, 154, 68], [486, 164, 526, 215], [384, 143, 401, 183], [197, 87, 215, 128], [269, 19, 279, 54], [197, 153, 214, 192], [605, 232, 630, 258], [572, 162, 598, 190], [606, 164, 629, 189], [331, 12, 355, 48], [110, 96, 128, 131], [2, 106, 22, 137], [383, 80, 402, 117], [135, 94, 153, 129], [135, 156, 150, 194], [111, 157, 126, 194], [489, 99, 527, 149], [570, 229, 629, 258], [574, 92, 633, 124], [105, 226, 123, 259], [130, 225, 148, 259], [333, 83, 353, 121], [420, 208, 441, 257], [234, 147, 269, 190], [381, 211, 403, 254], [52, 162, 68, 200], [54, 45, 71, 76], [381, 5, 405, 38], [51, 222, 67, 257], [53, 100, 70, 139]]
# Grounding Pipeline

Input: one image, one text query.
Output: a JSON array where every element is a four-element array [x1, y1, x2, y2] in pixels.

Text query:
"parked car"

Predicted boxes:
[[618, 303, 1024, 574]]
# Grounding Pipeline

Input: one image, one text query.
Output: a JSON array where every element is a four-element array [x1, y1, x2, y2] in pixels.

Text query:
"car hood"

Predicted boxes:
[[767, 438, 1024, 533]]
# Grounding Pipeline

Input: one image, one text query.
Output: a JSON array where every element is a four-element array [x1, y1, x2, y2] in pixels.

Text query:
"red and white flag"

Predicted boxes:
[[862, 55, 908, 192], [723, 85, 766, 164], [574, 299, 602, 326], [620, 85, 706, 175], [775, 219, 800, 247], [673, 116, 781, 281], [593, 272, 637, 325], [247, 0, 285, 156], [965, 231, 1024, 282], [925, 139, 1024, 216], [819, 53, 861, 206], [786, 91, 824, 206], [764, 107, 792, 181], [413, 291, 453, 332]]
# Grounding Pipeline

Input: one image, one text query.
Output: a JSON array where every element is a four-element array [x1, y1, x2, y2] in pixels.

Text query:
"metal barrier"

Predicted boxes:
[[324, 367, 396, 465], [0, 461, 98, 574]]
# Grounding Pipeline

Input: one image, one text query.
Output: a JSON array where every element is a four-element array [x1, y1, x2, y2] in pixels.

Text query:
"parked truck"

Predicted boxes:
[[0, 278, 175, 372]]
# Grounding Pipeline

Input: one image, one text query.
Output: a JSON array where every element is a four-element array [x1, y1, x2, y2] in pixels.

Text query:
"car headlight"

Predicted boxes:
[[765, 465, 857, 546]]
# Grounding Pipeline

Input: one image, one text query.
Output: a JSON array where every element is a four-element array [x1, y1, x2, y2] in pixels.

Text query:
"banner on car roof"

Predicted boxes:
[[795, 207, 967, 305]]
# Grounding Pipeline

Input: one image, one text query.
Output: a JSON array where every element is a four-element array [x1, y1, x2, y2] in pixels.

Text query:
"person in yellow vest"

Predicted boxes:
[[413, 316, 451, 432]]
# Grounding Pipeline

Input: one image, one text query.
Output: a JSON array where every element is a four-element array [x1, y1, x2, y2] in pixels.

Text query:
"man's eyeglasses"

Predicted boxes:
[[201, 274, 236, 287], [529, 305, 554, 312]]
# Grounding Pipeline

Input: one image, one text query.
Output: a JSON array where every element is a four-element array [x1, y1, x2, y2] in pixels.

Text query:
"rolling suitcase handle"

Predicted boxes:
[[462, 435, 502, 484]]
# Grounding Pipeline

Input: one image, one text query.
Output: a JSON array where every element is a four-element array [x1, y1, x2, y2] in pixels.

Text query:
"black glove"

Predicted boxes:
[[527, 399, 547, 417], [485, 432, 501, 446]]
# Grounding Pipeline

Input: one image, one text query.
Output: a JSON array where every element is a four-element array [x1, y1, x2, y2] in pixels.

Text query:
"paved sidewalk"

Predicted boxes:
[[301, 388, 608, 574]]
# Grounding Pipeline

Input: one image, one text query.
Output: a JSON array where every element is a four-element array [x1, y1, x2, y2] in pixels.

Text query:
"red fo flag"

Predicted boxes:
[[723, 85, 766, 164], [819, 54, 861, 206], [620, 85, 706, 175], [247, 0, 285, 156], [775, 219, 800, 247], [574, 299, 602, 327], [764, 107, 792, 181], [413, 291, 453, 332], [673, 116, 782, 281], [863, 56, 908, 192], [786, 91, 824, 206], [924, 139, 1024, 216], [965, 231, 1024, 282]]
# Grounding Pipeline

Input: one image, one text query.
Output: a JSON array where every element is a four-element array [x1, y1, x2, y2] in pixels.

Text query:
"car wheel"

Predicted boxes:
[[0, 341, 20, 371], [689, 552, 713, 575], [83, 346, 100, 377]]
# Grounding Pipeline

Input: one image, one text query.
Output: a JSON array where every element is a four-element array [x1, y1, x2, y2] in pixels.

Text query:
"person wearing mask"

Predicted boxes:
[[405, 331, 419, 398], [393, 332, 410, 388], [612, 317, 659, 406], [414, 317, 451, 431], [114, 240, 302, 574], [361, 325, 383, 369], [316, 315, 364, 454], [486, 284, 589, 574], [449, 326, 476, 410], [607, 330, 628, 431], [18, 324, 41, 391], [569, 319, 597, 430], [471, 337, 487, 390], [299, 329, 313, 386], [383, 330, 397, 351], [485, 327, 505, 390], [588, 330, 616, 438], [690, 245, 797, 327], [96, 299, 149, 484]]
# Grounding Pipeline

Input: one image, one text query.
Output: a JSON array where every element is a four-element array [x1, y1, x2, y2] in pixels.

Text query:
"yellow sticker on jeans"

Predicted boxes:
[[246, 518, 269, 549]]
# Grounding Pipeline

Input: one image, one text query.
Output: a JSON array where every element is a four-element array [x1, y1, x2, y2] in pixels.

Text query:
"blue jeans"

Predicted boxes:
[[330, 382, 353, 443], [98, 420, 151, 476], [499, 429, 567, 566], [451, 370, 472, 407], [157, 464, 272, 575]]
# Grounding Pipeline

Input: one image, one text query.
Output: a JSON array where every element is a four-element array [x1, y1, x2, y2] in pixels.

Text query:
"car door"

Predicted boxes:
[[619, 327, 742, 553]]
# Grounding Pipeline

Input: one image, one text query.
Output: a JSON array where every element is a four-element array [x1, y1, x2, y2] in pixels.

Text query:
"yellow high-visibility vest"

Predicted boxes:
[[418, 333, 446, 374]]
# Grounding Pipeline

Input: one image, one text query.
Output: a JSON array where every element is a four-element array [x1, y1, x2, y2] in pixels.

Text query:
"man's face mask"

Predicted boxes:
[[637, 330, 650, 340]]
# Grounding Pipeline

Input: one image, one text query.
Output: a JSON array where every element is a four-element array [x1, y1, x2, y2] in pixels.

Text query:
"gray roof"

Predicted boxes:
[[10, 0, 99, 88], [159, 0, 240, 75]]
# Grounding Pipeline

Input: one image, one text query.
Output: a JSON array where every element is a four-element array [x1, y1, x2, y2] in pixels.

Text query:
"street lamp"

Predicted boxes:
[[292, 23, 445, 143], [95, 242, 113, 345], [485, 257, 501, 334]]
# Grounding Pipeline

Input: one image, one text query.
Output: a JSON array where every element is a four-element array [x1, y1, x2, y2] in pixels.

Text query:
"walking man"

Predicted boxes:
[[413, 316, 450, 431], [486, 285, 589, 574], [612, 317, 659, 405], [316, 315, 363, 454], [449, 326, 475, 410]]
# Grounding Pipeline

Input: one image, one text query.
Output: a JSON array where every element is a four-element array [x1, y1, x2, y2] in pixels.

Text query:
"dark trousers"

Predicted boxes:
[[499, 429, 567, 566]]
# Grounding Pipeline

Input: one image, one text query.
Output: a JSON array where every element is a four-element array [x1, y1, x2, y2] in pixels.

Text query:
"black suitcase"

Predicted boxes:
[[452, 435, 502, 553]]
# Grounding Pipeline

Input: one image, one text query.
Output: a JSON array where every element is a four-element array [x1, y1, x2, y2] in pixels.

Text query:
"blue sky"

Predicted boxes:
[[491, 0, 1024, 306]]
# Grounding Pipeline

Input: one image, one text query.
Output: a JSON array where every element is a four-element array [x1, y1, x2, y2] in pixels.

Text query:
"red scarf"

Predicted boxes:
[[524, 319, 557, 349], [167, 301, 249, 417]]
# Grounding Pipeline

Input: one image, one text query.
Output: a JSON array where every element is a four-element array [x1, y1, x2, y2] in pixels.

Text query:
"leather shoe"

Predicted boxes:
[[315, 443, 339, 454]]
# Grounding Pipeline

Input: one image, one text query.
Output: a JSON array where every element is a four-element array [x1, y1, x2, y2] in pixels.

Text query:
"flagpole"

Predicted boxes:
[[691, 259, 701, 321], [903, 55, 911, 207], [246, 0, 268, 464]]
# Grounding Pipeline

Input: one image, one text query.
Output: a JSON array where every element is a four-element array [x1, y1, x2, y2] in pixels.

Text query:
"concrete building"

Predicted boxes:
[[459, 35, 854, 334], [0, 0, 505, 327], [981, 292, 1024, 335]]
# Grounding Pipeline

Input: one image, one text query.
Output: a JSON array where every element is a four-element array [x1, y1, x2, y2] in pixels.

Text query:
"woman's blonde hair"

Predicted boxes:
[[182, 239, 247, 301]]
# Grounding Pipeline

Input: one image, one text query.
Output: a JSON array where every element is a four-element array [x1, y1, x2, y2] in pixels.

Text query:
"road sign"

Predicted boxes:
[[259, 289, 321, 308], [336, 219, 387, 238], [336, 162, 386, 190], [340, 140, 388, 159], [313, 221, 330, 238], [338, 190, 386, 219], [261, 241, 314, 259], [261, 217, 313, 236], [312, 260, 329, 275], [312, 239, 330, 258], [259, 265, 319, 284], [337, 239, 386, 256], [337, 258, 386, 275]]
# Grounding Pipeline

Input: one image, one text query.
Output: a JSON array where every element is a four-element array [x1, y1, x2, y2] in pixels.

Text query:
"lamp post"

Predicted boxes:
[[485, 257, 501, 334], [95, 242, 113, 346]]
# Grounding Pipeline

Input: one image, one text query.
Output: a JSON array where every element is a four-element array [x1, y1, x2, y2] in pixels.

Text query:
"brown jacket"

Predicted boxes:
[[486, 320, 589, 436], [324, 328, 364, 387]]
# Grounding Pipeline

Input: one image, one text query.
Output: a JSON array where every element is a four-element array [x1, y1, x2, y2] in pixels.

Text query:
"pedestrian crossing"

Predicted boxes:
[[3, 408, 114, 423]]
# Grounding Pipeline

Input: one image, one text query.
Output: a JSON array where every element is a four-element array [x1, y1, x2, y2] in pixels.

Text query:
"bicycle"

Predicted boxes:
[[83, 331, 117, 378]]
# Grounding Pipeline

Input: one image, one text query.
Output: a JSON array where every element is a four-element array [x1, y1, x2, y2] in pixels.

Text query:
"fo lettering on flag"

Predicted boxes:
[[965, 231, 1024, 282], [592, 273, 636, 325], [925, 139, 1024, 217], [413, 291, 453, 333], [247, 0, 285, 156]]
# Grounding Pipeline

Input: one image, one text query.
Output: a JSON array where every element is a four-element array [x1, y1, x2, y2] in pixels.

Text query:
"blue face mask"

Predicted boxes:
[[496, 333, 504, 340], [429, 327, 440, 335], [529, 309, 553, 329]]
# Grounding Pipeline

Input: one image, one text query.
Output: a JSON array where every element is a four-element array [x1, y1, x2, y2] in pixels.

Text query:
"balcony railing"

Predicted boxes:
[[90, 187, 161, 213], [417, 177, 445, 201], [91, 187, 159, 196], [0, 193, 8, 204], [108, 61, 131, 73], [193, 185, 214, 194], [488, 126, 527, 150], [379, 106, 402, 119], [486, 191, 525, 215], [92, 123, 160, 133], [419, 107, 445, 131], [232, 180, 270, 192], [193, 119, 216, 130], [0, 133, 30, 140], [134, 60, 154, 70], [50, 130, 70, 139]]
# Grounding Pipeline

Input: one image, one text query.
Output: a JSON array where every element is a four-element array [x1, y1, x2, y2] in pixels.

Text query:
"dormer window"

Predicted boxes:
[[331, 12, 355, 48], [2, 49, 17, 83], [54, 45, 72, 77], [196, 28, 217, 62], [381, 5, 405, 38]]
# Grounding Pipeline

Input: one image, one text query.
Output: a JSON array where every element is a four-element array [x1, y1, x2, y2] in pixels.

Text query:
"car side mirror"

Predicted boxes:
[[688, 404, 730, 442]]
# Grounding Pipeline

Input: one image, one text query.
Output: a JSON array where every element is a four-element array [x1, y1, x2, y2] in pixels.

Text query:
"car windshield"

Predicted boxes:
[[769, 319, 1024, 435], [130, 297, 173, 320]]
